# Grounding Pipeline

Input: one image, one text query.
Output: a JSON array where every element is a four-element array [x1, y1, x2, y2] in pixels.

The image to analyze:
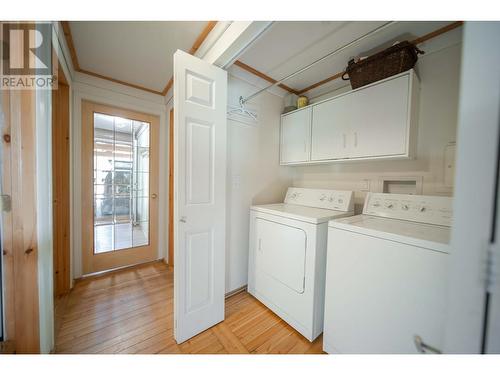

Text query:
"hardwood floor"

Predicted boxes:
[[54, 261, 324, 354]]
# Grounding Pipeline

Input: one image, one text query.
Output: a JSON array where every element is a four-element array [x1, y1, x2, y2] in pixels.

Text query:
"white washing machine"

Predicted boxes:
[[323, 192, 453, 354], [248, 187, 355, 341]]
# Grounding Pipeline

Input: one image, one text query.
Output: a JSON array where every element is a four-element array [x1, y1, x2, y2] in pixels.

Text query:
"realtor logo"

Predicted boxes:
[[1, 22, 57, 90]]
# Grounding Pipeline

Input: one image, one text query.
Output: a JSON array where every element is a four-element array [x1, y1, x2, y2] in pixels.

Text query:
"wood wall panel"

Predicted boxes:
[[52, 81, 71, 297]]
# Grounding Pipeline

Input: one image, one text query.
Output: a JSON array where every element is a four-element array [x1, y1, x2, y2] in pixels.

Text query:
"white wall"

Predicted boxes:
[[225, 75, 294, 292], [290, 31, 463, 212]]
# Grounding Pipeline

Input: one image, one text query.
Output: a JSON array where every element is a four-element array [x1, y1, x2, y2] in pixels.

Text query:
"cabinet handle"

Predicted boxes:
[[258, 238, 262, 252], [343, 133, 346, 148], [303, 140, 307, 152], [354, 131, 358, 147]]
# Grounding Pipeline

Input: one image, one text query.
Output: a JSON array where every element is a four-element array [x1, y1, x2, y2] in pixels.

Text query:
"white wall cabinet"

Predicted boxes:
[[311, 93, 352, 161], [280, 70, 419, 165], [280, 106, 312, 163]]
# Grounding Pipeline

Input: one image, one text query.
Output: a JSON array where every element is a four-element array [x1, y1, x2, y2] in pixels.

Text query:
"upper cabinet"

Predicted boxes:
[[280, 70, 419, 165], [311, 92, 352, 161], [280, 106, 312, 164]]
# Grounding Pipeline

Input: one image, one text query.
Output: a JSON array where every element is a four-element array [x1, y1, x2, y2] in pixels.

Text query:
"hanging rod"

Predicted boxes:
[[241, 21, 398, 104]]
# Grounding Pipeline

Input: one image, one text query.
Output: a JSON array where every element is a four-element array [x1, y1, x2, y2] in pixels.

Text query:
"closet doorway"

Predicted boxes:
[[81, 101, 159, 274]]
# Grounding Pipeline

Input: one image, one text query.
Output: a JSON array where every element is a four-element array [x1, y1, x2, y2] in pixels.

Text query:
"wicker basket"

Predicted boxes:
[[342, 41, 424, 89]]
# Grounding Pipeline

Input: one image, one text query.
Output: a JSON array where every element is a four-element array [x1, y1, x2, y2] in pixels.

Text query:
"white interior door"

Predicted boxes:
[[444, 22, 500, 354], [173, 50, 227, 344]]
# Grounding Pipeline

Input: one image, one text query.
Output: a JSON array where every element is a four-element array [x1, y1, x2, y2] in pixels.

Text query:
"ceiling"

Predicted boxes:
[[68, 21, 208, 94], [66, 21, 461, 98], [237, 21, 460, 97]]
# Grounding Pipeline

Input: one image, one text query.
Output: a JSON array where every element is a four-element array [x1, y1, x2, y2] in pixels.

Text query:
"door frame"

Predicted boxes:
[[168, 108, 174, 266], [52, 58, 71, 297], [80, 100, 160, 275]]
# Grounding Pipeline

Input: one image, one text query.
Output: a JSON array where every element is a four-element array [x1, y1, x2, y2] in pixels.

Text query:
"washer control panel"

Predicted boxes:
[[284, 188, 354, 212], [363, 193, 453, 227]]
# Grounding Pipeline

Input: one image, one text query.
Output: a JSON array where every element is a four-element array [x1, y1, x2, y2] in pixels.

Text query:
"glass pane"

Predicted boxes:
[[133, 197, 149, 222], [94, 198, 113, 225], [134, 121, 150, 147], [133, 221, 149, 247], [95, 224, 113, 253], [134, 172, 149, 197], [114, 222, 132, 250], [92, 112, 151, 253], [114, 171, 132, 185]]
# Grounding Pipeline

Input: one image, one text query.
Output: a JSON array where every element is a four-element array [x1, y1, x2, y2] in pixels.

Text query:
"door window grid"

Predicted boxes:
[[93, 112, 151, 253]]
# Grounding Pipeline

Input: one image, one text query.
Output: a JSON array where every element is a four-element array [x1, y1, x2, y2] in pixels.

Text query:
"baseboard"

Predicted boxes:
[[0, 340, 15, 354], [225, 285, 247, 299], [73, 259, 165, 283]]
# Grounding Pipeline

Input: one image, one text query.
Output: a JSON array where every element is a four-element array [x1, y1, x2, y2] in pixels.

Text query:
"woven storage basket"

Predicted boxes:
[[342, 41, 424, 89]]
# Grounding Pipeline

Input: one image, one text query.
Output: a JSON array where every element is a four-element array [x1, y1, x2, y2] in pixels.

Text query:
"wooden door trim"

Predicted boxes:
[[168, 109, 174, 266], [52, 56, 71, 297], [81, 101, 160, 275]]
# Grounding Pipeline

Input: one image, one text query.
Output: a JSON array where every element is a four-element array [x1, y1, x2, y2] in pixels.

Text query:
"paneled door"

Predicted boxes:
[[173, 50, 227, 343], [81, 101, 159, 274]]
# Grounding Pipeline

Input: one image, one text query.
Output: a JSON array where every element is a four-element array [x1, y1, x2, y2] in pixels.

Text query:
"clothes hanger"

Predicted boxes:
[[227, 96, 257, 121]]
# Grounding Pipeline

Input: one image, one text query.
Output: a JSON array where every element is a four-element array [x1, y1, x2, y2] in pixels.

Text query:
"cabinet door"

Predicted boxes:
[[350, 75, 410, 158], [280, 107, 311, 164], [311, 94, 351, 160]]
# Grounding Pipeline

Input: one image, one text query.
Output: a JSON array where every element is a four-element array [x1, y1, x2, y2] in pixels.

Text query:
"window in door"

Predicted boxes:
[[93, 113, 151, 253]]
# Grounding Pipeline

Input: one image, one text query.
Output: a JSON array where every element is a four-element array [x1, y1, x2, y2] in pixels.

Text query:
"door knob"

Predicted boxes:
[[151, 193, 157, 199], [180, 216, 187, 223]]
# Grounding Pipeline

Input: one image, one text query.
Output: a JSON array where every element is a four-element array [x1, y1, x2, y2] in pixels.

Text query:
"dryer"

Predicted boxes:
[[248, 187, 354, 341], [323, 192, 453, 354]]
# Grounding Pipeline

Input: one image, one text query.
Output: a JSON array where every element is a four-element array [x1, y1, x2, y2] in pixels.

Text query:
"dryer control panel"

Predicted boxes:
[[363, 193, 453, 227], [284, 188, 354, 212]]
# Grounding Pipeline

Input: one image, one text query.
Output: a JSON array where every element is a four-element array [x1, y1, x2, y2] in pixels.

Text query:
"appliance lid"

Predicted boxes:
[[329, 215, 451, 253], [251, 203, 353, 224]]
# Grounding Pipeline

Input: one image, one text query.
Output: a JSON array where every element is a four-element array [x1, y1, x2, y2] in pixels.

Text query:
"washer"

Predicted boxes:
[[323, 192, 453, 354], [248, 187, 354, 341]]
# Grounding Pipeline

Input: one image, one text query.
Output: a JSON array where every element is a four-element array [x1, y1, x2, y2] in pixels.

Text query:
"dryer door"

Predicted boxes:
[[256, 218, 307, 293]]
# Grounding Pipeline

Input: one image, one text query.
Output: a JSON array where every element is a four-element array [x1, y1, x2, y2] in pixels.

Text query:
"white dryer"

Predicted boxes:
[[323, 193, 453, 354], [248, 187, 354, 341]]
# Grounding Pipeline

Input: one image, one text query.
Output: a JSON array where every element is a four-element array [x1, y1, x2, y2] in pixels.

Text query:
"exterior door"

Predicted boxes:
[[81, 101, 159, 274], [173, 50, 227, 343]]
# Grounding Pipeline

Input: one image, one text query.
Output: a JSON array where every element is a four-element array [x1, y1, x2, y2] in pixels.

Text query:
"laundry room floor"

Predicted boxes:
[[54, 261, 324, 354]]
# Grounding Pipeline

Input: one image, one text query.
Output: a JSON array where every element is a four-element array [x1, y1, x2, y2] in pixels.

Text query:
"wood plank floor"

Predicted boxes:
[[54, 261, 324, 354]]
